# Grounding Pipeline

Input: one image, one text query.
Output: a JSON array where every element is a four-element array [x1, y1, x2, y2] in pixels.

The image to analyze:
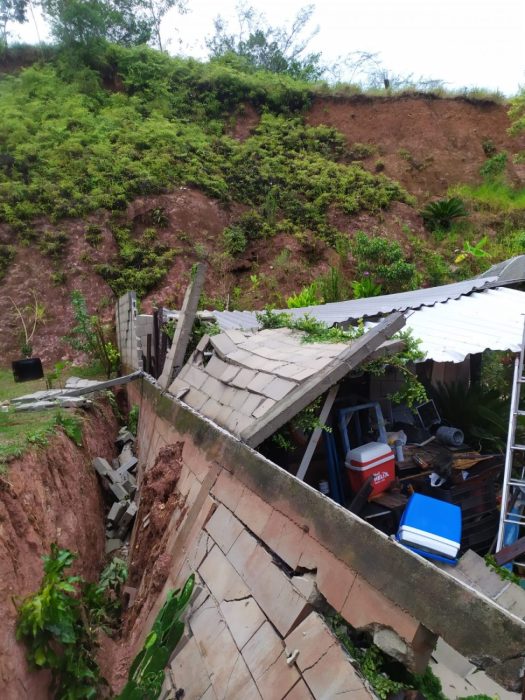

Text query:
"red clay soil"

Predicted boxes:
[[307, 95, 525, 200], [0, 401, 118, 700], [98, 442, 186, 693], [1, 96, 525, 364]]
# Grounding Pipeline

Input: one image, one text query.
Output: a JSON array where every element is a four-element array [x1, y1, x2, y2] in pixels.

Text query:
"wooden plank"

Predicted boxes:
[[348, 475, 374, 515], [241, 312, 406, 448], [158, 263, 207, 390], [494, 535, 525, 566], [296, 385, 339, 481]]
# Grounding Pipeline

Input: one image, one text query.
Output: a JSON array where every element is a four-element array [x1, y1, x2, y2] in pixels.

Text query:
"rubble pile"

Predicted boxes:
[[92, 427, 139, 553]]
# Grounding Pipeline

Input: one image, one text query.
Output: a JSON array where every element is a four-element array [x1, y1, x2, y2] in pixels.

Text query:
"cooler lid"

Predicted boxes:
[[399, 493, 462, 542], [347, 441, 392, 464]]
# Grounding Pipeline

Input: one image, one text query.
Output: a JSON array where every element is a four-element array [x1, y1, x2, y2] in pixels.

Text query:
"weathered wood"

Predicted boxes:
[[348, 475, 374, 515], [158, 263, 207, 390], [494, 535, 525, 566], [296, 385, 339, 481], [241, 312, 406, 447]]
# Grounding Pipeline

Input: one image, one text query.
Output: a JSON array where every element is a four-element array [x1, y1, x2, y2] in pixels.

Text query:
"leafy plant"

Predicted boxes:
[[128, 405, 139, 436], [54, 412, 83, 446], [352, 276, 383, 299], [351, 231, 417, 293], [454, 236, 490, 264], [480, 152, 507, 180], [8, 290, 45, 357], [117, 574, 195, 700], [431, 381, 511, 451], [65, 291, 120, 378], [223, 224, 247, 256], [421, 197, 468, 232], [286, 282, 320, 308], [484, 554, 521, 585], [16, 546, 103, 699]]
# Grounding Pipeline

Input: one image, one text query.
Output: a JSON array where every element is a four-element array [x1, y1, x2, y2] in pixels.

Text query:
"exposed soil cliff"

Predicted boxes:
[[0, 401, 118, 700]]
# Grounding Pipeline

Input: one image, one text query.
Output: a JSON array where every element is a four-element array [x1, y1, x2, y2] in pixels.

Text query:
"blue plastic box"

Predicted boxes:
[[396, 493, 462, 565]]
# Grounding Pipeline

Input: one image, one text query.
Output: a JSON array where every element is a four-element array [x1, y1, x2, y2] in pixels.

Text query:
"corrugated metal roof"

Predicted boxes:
[[480, 255, 525, 285], [401, 287, 525, 363], [213, 277, 498, 330]]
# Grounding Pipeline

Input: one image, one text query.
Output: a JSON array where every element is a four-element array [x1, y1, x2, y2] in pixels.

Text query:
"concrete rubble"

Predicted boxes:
[[92, 426, 139, 553]]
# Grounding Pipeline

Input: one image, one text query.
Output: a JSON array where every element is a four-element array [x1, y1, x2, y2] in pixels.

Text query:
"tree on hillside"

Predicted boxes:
[[1, 0, 186, 50], [141, 0, 187, 52], [206, 2, 324, 81], [42, 0, 151, 47], [0, 0, 29, 44]]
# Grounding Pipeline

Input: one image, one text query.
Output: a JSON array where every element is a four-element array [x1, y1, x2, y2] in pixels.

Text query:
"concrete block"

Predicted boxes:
[[241, 620, 300, 699], [302, 641, 373, 699], [283, 680, 314, 699], [263, 376, 296, 401], [298, 537, 356, 612], [220, 596, 266, 650], [210, 333, 240, 358], [115, 431, 134, 447], [229, 368, 258, 389], [116, 457, 138, 476], [237, 392, 263, 417], [118, 501, 138, 531], [246, 371, 276, 394], [184, 388, 209, 411], [169, 635, 211, 699], [92, 457, 112, 477], [105, 538, 123, 554], [234, 488, 273, 537], [181, 365, 208, 390], [252, 398, 276, 418], [261, 509, 305, 570], [205, 355, 231, 380], [198, 545, 250, 603], [284, 611, 336, 674], [109, 482, 129, 502], [107, 500, 127, 525], [205, 504, 244, 554], [189, 597, 260, 699], [118, 443, 135, 466], [122, 473, 137, 495]]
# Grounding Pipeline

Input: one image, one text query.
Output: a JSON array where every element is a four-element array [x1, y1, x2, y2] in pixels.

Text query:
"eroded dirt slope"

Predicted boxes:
[[1, 96, 524, 365], [0, 401, 118, 700]]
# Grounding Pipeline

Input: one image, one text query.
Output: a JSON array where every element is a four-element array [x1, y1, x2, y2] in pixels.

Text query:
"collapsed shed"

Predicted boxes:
[[133, 256, 525, 563]]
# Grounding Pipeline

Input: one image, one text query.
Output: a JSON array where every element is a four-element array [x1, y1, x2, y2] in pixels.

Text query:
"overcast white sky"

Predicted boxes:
[[11, 0, 525, 95]]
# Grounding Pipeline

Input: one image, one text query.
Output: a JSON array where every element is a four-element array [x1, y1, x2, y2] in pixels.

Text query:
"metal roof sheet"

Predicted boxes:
[[213, 277, 498, 330], [368, 287, 525, 363]]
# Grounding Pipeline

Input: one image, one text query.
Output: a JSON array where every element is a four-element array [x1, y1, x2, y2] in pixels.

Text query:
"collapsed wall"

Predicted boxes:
[[120, 376, 525, 697]]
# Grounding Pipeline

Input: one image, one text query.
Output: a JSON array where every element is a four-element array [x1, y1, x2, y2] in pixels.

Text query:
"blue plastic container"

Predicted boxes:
[[397, 493, 462, 565]]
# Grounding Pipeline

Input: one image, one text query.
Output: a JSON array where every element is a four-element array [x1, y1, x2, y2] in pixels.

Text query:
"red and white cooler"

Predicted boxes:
[[345, 441, 395, 497]]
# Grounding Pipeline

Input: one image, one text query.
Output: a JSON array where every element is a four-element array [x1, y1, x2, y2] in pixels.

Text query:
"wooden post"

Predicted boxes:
[[296, 385, 339, 481], [158, 263, 207, 390]]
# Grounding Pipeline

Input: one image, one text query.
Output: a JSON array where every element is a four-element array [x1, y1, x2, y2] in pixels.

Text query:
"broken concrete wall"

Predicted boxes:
[[123, 377, 525, 694], [115, 292, 140, 371]]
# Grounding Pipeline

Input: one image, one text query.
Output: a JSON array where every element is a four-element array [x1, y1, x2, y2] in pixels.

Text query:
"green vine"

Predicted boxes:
[[484, 554, 521, 585], [257, 310, 427, 406]]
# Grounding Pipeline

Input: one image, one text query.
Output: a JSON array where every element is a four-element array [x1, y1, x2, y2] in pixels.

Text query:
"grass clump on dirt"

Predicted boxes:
[[0, 367, 95, 470]]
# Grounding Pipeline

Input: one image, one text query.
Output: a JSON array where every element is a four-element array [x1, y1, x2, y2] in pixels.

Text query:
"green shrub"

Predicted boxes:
[[223, 225, 247, 255], [480, 151, 508, 180], [421, 197, 468, 232], [0, 243, 15, 280], [39, 230, 69, 258], [85, 224, 103, 247], [16, 546, 127, 700], [352, 276, 383, 299], [286, 282, 320, 307], [351, 231, 417, 293]]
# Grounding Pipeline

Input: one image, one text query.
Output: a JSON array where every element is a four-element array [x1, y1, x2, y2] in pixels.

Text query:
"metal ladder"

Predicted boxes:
[[496, 318, 525, 552]]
